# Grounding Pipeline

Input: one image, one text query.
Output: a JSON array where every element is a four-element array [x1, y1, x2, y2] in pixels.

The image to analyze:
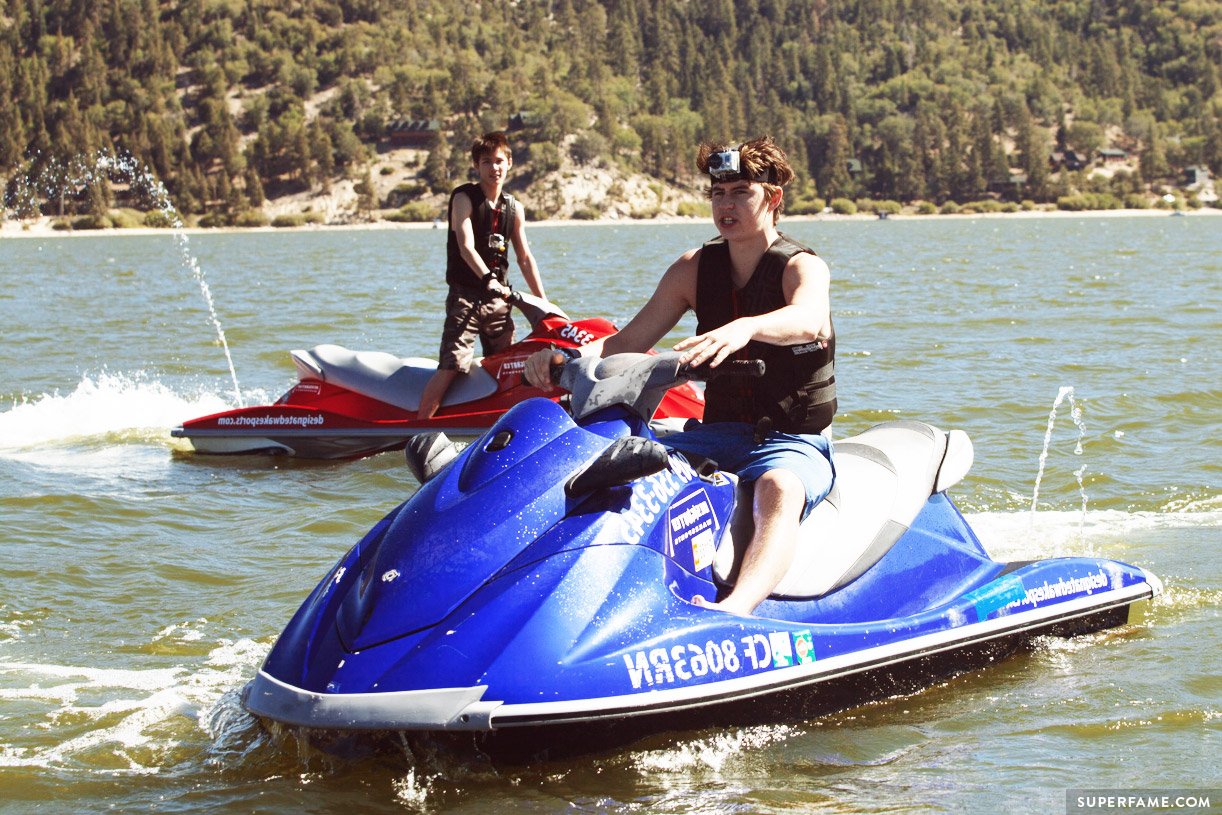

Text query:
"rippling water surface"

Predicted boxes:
[[0, 215, 1218, 813]]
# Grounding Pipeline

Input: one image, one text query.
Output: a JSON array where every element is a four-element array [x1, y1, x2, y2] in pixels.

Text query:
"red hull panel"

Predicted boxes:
[[173, 315, 704, 460]]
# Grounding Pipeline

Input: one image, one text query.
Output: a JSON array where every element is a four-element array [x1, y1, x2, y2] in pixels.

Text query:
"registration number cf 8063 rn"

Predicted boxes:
[[622, 630, 815, 689]]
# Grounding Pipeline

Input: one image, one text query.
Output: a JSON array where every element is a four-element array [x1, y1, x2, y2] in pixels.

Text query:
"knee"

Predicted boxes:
[[752, 470, 805, 510]]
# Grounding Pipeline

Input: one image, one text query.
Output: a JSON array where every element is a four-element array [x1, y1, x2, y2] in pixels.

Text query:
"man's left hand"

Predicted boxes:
[[674, 321, 753, 368]]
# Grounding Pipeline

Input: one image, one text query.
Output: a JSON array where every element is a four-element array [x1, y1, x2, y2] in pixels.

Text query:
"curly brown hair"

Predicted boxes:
[[696, 136, 794, 222]]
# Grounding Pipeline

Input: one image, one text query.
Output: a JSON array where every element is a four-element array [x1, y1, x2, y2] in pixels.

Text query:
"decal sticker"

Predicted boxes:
[[622, 629, 814, 689], [559, 324, 597, 345], [793, 630, 815, 665], [666, 487, 718, 569], [621, 456, 698, 545], [769, 631, 794, 667], [690, 530, 716, 572], [1019, 570, 1109, 605], [496, 357, 527, 379], [965, 569, 1113, 621], [962, 576, 1027, 620], [381, 569, 400, 583], [216, 413, 325, 428]]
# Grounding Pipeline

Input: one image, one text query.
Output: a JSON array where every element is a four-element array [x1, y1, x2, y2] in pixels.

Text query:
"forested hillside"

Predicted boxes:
[[1, 0, 1218, 224]]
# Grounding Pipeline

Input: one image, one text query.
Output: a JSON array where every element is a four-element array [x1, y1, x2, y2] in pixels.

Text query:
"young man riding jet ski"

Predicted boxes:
[[527, 135, 837, 615]]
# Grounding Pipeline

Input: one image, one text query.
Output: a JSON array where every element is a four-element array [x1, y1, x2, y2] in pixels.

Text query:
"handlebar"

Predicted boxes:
[[549, 354, 766, 386], [556, 351, 765, 423], [681, 359, 766, 381]]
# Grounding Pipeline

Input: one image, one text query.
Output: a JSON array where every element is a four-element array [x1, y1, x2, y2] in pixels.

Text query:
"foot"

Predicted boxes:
[[691, 595, 753, 616]]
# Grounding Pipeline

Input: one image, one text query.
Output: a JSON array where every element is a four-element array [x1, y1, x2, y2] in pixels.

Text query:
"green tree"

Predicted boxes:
[[817, 116, 853, 200], [353, 165, 377, 219], [1015, 106, 1050, 200], [421, 129, 451, 193]]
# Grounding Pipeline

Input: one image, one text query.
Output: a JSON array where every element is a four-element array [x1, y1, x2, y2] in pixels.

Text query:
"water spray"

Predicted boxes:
[[5, 150, 245, 407], [1030, 385, 1090, 524]]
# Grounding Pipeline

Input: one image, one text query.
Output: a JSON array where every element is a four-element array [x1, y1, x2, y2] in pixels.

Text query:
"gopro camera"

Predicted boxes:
[[707, 149, 741, 180], [488, 233, 507, 253]]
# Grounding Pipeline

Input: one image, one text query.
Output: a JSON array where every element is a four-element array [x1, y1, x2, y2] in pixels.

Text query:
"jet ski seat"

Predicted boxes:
[[291, 344, 499, 413], [712, 420, 974, 599]]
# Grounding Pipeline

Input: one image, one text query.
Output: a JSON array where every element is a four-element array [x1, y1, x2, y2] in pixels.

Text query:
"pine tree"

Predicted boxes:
[[422, 129, 451, 194], [819, 116, 853, 200], [1015, 106, 1050, 200], [353, 165, 377, 219], [244, 163, 264, 208]]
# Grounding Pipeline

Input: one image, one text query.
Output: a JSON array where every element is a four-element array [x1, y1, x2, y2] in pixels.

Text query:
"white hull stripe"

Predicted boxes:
[[489, 582, 1152, 727]]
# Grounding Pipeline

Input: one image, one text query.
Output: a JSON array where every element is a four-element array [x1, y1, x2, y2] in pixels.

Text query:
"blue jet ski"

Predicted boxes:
[[243, 352, 1161, 756]]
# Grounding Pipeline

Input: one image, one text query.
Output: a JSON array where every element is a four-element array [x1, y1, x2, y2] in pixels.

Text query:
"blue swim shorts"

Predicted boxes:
[[663, 422, 836, 520]]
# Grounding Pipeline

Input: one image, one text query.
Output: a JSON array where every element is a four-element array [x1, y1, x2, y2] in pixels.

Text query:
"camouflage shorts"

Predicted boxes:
[[437, 288, 515, 373]]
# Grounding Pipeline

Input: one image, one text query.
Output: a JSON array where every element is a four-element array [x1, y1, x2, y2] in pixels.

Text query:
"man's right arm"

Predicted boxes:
[[523, 251, 698, 388]]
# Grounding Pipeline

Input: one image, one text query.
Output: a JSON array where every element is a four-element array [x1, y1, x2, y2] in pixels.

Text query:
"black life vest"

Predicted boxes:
[[695, 233, 837, 434], [445, 183, 517, 289]]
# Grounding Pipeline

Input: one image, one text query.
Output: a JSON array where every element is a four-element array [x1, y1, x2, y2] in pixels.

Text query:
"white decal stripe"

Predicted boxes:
[[488, 582, 1153, 726]]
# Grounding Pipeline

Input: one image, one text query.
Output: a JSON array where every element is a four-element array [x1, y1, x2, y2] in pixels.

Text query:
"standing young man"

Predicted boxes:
[[525, 136, 836, 615], [418, 132, 547, 420]]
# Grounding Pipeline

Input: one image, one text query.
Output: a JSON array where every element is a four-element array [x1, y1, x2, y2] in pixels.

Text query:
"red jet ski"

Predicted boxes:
[[172, 292, 705, 460]]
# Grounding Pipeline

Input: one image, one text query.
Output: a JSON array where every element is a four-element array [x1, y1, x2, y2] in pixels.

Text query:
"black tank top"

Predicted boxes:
[[695, 233, 837, 434], [445, 183, 517, 289]]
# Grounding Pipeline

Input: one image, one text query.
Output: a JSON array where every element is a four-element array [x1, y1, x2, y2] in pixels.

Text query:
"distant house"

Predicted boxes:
[[1184, 166, 1210, 188], [1050, 150, 1087, 171], [507, 111, 542, 132], [988, 172, 1028, 199], [1184, 165, 1218, 203], [1098, 148, 1128, 163], [385, 119, 440, 147], [846, 158, 863, 177]]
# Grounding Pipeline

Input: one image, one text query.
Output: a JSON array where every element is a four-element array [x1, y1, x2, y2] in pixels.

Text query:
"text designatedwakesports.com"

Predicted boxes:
[[216, 414, 325, 428]]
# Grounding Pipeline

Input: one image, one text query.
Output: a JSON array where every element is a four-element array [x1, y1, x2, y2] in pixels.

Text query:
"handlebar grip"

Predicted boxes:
[[719, 359, 766, 378], [548, 347, 580, 385], [682, 359, 766, 381]]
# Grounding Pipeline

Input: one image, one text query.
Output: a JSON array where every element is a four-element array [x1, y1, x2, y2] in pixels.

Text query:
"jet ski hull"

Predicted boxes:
[[174, 401, 549, 458], [244, 580, 1153, 760], [243, 356, 1160, 757], [174, 392, 700, 459], [173, 300, 705, 460], [244, 484, 1158, 751]]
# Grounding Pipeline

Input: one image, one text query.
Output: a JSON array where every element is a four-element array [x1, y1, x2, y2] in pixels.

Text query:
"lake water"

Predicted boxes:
[[0, 215, 1218, 814]]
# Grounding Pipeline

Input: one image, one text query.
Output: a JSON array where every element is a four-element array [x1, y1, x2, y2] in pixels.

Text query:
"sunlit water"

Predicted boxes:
[[0, 215, 1218, 813]]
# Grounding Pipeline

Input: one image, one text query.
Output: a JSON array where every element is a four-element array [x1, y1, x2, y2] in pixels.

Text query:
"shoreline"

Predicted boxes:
[[1, 206, 1217, 239]]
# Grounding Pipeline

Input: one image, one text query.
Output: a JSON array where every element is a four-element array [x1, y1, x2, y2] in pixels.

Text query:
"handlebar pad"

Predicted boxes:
[[684, 359, 766, 381]]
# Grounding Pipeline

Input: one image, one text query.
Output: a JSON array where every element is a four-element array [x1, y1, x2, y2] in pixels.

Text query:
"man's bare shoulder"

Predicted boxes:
[[449, 190, 474, 232], [667, 247, 702, 275], [661, 248, 702, 283], [787, 250, 830, 279], [450, 191, 474, 217], [511, 200, 529, 231], [653, 248, 701, 308]]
